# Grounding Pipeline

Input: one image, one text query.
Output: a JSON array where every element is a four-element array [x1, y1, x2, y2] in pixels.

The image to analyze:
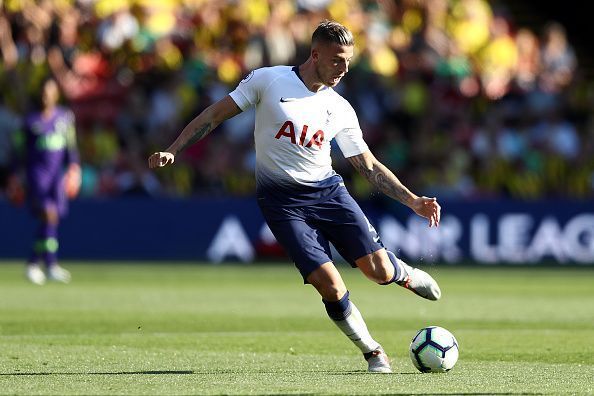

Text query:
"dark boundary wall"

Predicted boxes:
[[0, 197, 592, 264]]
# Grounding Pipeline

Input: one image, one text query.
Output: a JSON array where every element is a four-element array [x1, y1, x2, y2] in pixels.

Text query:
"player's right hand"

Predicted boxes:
[[148, 152, 175, 168], [6, 175, 25, 206]]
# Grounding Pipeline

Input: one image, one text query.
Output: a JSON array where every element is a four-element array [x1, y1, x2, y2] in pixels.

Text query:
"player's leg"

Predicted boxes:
[[26, 220, 46, 286], [25, 242, 46, 286], [26, 211, 59, 285], [259, 203, 390, 372], [25, 198, 51, 285], [316, 191, 440, 301], [306, 262, 391, 373], [45, 180, 71, 282], [355, 249, 441, 301], [33, 200, 70, 283]]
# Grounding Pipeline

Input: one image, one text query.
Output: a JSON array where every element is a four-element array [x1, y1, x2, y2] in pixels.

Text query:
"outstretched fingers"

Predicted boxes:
[[416, 196, 440, 227], [425, 197, 440, 227]]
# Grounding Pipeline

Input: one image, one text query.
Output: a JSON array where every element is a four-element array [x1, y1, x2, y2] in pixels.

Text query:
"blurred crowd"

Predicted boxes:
[[1, 0, 593, 200]]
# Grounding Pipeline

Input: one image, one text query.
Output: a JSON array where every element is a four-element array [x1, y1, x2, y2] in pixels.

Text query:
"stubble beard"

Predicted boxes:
[[314, 64, 336, 88]]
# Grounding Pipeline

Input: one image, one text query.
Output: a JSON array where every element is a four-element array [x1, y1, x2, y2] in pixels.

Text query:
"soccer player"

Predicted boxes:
[[149, 20, 441, 373], [7, 77, 81, 285]]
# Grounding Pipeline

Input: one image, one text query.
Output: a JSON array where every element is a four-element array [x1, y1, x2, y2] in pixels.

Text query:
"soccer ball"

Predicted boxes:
[[409, 326, 459, 373]]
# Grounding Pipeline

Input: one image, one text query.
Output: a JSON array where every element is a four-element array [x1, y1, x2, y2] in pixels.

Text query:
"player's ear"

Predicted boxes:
[[311, 45, 320, 63]]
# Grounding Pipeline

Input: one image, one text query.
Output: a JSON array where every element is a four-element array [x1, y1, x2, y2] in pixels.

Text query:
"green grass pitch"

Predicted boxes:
[[0, 261, 592, 395]]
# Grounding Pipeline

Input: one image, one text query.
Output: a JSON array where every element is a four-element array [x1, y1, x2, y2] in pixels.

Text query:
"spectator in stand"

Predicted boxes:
[[538, 22, 577, 94], [0, 0, 591, 199], [478, 14, 518, 100], [513, 28, 540, 94]]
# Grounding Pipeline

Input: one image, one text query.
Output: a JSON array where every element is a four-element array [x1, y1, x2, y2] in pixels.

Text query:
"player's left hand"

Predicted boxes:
[[411, 196, 441, 227], [64, 163, 81, 199]]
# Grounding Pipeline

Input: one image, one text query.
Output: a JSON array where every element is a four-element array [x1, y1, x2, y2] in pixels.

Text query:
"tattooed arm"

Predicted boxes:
[[347, 150, 441, 227], [348, 150, 416, 205], [148, 95, 242, 168]]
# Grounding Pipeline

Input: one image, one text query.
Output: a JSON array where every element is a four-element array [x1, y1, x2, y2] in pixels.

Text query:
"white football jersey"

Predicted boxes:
[[229, 66, 368, 206]]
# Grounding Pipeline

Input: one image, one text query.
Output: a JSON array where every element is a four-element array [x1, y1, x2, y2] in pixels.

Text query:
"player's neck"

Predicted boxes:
[[298, 59, 326, 92]]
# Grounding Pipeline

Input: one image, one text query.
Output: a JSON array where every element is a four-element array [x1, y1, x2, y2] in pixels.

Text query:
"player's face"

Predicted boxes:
[[313, 42, 354, 87], [42, 79, 59, 109]]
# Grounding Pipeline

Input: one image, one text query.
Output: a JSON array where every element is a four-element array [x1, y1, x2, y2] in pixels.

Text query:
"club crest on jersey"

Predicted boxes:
[[275, 120, 324, 149]]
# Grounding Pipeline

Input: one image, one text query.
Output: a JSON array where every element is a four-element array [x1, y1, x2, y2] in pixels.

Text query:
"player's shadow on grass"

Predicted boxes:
[[1, 370, 194, 375], [329, 370, 429, 375]]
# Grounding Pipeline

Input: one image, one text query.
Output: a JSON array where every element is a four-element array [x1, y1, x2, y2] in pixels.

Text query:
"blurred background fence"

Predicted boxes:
[[1, 197, 593, 263], [1, 0, 592, 264]]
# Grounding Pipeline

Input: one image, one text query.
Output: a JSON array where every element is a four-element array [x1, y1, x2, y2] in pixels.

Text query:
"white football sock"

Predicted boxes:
[[324, 293, 380, 354]]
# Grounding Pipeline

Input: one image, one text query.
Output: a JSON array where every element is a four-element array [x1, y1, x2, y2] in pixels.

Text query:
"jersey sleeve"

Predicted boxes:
[[228, 68, 268, 111], [333, 100, 369, 158]]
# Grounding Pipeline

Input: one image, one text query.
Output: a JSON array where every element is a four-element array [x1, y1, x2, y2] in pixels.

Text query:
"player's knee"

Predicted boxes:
[[366, 260, 394, 284], [369, 269, 393, 284], [40, 206, 59, 224], [317, 283, 347, 302], [356, 251, 395, 284], [307, 263, 347, 301]]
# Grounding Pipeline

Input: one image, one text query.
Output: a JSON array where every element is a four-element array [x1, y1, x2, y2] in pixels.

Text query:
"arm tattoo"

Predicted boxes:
[[349, 155, 412, 205], [179, 122, 213, 152]]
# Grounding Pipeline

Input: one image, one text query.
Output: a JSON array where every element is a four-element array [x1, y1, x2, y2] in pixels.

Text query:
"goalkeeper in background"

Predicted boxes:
[[7, 77, 81, 285]]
